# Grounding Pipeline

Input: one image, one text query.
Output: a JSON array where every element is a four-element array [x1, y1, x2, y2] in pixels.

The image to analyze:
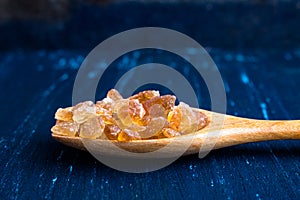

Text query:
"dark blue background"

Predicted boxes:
[[0, 1, 300, 199]]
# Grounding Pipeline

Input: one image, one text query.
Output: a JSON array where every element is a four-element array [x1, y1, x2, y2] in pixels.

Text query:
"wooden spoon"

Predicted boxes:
[[52, 108, 300, 156]]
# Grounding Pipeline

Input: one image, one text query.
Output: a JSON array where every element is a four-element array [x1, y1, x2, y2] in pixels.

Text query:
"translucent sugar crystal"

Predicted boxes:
[[104, 124, 121, 140], [96, 98, 113, 111], [112, 99, 132, 127], [138, 117, 166, 139], [97, 112, 114, 125], [96, 100, 114, 125], [129, 90, 160, 103], [79, 117, 105, 139], [53, 89, 209, 140], [177, 102, 199, 134], [55, 107, 73, 122], [128, 99, 146, 125], [51, 121, 79, 136], [168, 103, 208, 134], [72, 101, 97, 124], [162, 128, 181, 138], [193, 110, 208, 130], [148, 104, 166, 118], [107, 89, 123, 101], [112, 99, 146, 132], [143, 95, 176, 117], [117, 129, 141, 142], [167, 106, 182, 131]]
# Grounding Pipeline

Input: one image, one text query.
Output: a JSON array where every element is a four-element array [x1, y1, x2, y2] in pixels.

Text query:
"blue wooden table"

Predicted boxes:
[[0, 2, 300, 199]]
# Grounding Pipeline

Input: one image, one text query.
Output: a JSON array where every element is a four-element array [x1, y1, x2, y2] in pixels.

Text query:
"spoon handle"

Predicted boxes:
[[195, 109, 300, 150], [210, 115, 300, 149]]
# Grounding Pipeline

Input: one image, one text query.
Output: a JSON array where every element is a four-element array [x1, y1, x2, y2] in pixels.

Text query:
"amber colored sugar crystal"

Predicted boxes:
[[107, 89, 123, 101], [129, 90, 160, 103], [112, 99, 135, 128], [52, 89, 208, 141], [55, 107, 73, 122], [72, 101, 97, 124], [143, 95, 176, 117], [138, 117, 167, 139], [95, 100, 114, 125], [177, 102, 200, 134], [193, 110, 208, 130], [162, 128, 181, 138], [104, 125, 121, 140], [51, 121, 79, 137], [128, 99, 147, 125], [167, 106, 182, 131], [79, 117, 105, 139], [117, 129, 141, 142]]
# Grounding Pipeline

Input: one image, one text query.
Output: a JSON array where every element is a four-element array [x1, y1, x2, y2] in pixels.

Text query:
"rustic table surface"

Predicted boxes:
[[1, 48, 300, 199], [0, 2, 300, 199]]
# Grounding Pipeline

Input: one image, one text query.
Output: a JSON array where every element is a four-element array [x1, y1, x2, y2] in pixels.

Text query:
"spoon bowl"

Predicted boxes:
[[52, 108, 300, 157]]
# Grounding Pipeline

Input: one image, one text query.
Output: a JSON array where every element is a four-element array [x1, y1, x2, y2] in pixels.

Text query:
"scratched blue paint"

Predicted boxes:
[[56, 150, 64, 161], [183, 66, 190, 75], [186, 47, 197, 55], [210, 180, 214, 187], [58, 58, 67, 67], [294, 49, 300, 58], [88, 71, 97, 79], [224, 81, 230, 93], [236, 54, 245, 62], [260, 102, 269, 120], [69, 58, 78, 69], [37, 65, 44, 71], [284, 52, 292, 61], [52, 177, 58, 183], [118, 56, 130, 69], [240, 72, 250, 84], [224, 53, 234, 61], [59, 73, 69, 81], [1, 2, 300, 199], [133, 51, 141, 59], [246, 159, 250, 165], [0, 45, 299, 199], [230, 100, 235, 107]]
